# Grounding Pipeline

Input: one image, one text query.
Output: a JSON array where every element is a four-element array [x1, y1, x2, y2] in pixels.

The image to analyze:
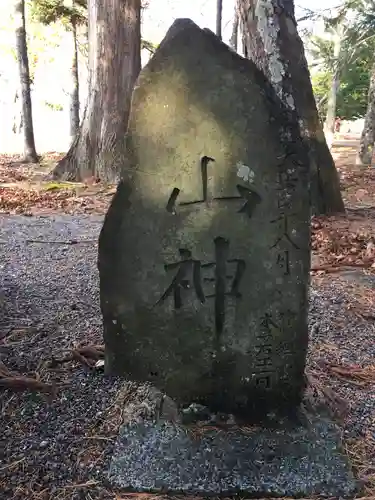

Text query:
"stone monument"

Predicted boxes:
[[99, 18, 310, 419], [99, 19, 358, 497]]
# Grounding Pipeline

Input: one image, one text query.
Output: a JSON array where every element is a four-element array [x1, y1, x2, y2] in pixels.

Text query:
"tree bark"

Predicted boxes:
[[238, 0, 345, 215], [324, 23, 344, 149], [53, 0, 141, 182], [70, 16, 80, 140], [229, 0, 239, 52], [216, 0, 223, 40], [356, 59, 375, 166], [15, 0, 38, 163]]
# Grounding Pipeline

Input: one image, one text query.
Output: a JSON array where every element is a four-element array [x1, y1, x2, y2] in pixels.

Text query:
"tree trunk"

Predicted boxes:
[[238, 0, 345, 215], [229, 0, 239, 51], [216, 0, 223, 40], [324, 23, 344, 149], [53, 0, 141, 182], [12, 90, 23, 134], [70, 16, 80, 140], [356, 59, 375, 166], [15, 0, 38, 163]]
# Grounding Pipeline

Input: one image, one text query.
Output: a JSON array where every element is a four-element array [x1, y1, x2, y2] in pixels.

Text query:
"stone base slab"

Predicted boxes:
[[109, 414, 359, 497]]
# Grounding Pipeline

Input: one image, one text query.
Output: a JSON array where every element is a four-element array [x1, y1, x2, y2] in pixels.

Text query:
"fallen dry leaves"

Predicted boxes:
[[309, 141, 375, 273], [0, 185, 113, 215], [311, 216, 375, 270], [0, 152, 114, 215]]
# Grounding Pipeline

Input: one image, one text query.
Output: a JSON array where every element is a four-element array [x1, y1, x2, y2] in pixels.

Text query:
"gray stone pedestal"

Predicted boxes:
[[109, 414, 359, 497]]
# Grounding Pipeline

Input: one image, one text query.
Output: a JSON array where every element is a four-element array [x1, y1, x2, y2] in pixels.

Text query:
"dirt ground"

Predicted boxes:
[[0, 144, 375, 499]]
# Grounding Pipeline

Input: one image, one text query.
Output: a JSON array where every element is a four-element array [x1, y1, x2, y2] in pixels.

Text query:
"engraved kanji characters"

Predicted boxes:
[[156, 237, 246, 336], [166, 156, 262, 218]]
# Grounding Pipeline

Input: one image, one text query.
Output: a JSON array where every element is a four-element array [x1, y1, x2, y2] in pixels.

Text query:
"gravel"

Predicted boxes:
[[308, 280, 375, 440], [0, 215, 122, 499], [0, 214, 374, 499]]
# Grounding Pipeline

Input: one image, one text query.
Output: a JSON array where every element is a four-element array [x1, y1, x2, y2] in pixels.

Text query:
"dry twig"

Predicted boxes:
[[326, 363, 375, 386], [49, 344, 105, 369], [0, 359, 56, 399], [311, 263, 373, 273], [26, 239, 95, 245]]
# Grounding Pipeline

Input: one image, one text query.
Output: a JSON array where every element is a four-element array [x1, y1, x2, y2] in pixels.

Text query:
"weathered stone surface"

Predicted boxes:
[[108, 415, 360, 497], [99, 18, 311, 418]]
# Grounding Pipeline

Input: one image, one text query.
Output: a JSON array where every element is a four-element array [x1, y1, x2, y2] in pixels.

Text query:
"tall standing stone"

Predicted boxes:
[[98, 19, 311, 419]]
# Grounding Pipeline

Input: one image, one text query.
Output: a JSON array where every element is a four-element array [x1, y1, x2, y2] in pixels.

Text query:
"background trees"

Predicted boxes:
[[52, 0, 141, 182], [31, 0, 87, 140], [4, 0, 375, 176], [308, 0, 375, 165], [348, 0, 375, 165], [311, 41, 372, 121]]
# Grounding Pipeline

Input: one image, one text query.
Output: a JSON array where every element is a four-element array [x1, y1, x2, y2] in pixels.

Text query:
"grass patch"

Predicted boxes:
[[43, 181, 82, 191]]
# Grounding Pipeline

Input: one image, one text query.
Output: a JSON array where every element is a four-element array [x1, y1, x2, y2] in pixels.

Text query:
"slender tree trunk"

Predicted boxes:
[[15, 0, 38, 163], [356, 59, 375, 166], [53, 0, 141, 182], [229, 0, 239, 51], [70, 16, 80, 140], [216, 0, 223, 40], [238, 0, 345, 215], [324, 23, 344, 149]]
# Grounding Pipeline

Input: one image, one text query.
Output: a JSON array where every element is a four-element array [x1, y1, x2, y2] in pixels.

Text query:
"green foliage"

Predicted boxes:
[[311, 71, 330, 119], [31, 0, 155, 53], [309, 36, 335, 71], [141, 39, 158, 54], [30, 0, 87, 28], [312, 37, 374, 119], [44, 100, 63, 111], [309, 0, 375, 120], [313, 66, 370, 120], [338, 56, 372, 119]]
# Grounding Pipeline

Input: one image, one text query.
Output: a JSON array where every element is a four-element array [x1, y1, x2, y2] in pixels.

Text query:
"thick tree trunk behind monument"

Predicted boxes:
[[356, 60, 375, 166], [70, 19, 80, 140], [15, 0, 38, 164], [53, 0, 141, 182], [238, 0, 345, 215]]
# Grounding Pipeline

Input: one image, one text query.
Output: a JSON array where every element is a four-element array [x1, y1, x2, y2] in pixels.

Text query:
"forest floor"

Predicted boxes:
[[0, 143, 375, 499]]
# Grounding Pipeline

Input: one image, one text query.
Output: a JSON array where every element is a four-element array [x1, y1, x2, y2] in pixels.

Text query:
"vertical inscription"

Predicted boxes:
[[252, 313, 276, 389], [271, 154, 301, 275], [253, 310, 297, 389], [275, 310, 297, 357]]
